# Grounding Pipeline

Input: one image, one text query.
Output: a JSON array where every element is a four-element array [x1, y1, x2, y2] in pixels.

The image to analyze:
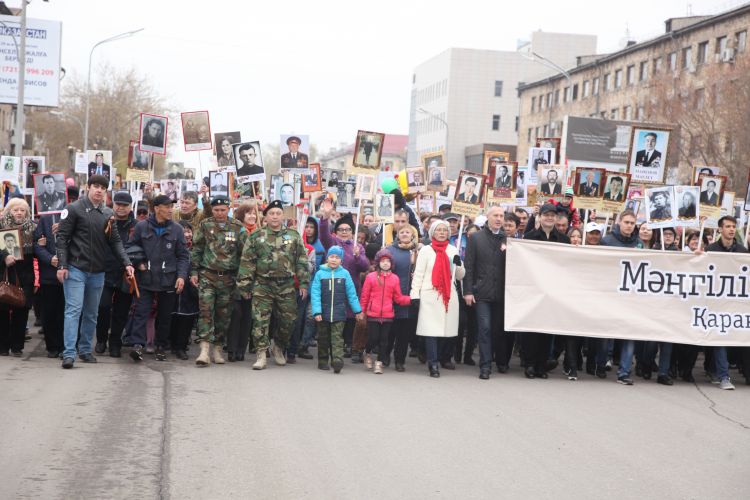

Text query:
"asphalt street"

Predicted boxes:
[[1, 332, 749, 500]]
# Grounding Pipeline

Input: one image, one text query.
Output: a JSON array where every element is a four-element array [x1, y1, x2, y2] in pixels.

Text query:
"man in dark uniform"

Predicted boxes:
[[236, 144, 264, 176], [38, 175, 66, 212], [280, 136, 308, 169], [88, 153, 111, 180]]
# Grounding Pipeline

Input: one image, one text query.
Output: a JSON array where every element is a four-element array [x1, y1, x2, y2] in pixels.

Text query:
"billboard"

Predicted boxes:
[[0, 15, 62, 107]]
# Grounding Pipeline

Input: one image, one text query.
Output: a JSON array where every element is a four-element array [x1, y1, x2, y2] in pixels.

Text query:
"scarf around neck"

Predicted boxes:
[[2, 211, 34, 252], [430, 238, 451, 311]]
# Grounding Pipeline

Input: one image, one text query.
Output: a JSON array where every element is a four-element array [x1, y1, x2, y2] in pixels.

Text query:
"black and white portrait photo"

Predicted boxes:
[[645, 187, 674, 225], [139, 113, 168, 155], [427, 165, 446, 191], [375, 193, 394, 222], [353, 130, 385, 170], [602, 173, 629, 202], [406, 166, 427, 192], [160, 179, 181, 202], [209, 170, 229, 196], [234, 141, 265, 180], [693, 166, 719, 185], [628, 127, 671, 184], [128, 141, 150, 169], [181, 110, 212, 152], [539, 167, 564, 196], [699, 176, 722, 207], [277, 182, 296, 207], [674, 185, 699, 222], [0, 229, 22, 260], [355, 174, 375, 200], [528, 147, 555, 172], [454, 172, 484, 205], [33, 173, 67, 214], [336, 181, 357, 210], [215, 131, 242, 168]]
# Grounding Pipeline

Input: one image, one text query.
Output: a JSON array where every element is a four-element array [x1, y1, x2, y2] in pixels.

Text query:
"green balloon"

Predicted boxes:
[[381, 177, 399, 194]]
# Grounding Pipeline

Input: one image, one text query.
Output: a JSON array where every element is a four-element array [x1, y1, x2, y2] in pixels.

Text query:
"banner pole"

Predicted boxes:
[[698, 221, 705, 251], [354, 202, 361, 245], [582, 209, 589, 246], [660, 227, 665, 251], [452, 215, 465, 282], [745, 211, 750, 247], [602, 214, 610, 237]]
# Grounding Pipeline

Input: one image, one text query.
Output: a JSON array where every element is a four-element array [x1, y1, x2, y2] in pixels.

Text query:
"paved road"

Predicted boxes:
[[1, 333, 749, 499]]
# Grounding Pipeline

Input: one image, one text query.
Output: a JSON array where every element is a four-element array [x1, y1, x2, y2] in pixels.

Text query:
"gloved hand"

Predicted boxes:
[[453, 255, 462, 267]]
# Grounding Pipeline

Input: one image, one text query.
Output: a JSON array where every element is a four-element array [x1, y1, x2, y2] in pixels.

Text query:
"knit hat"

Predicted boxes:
[[333, 214, 355, 232], [374, 249, 394, 269], [327, 246, 344, 259], [428, 219, 449, 239]]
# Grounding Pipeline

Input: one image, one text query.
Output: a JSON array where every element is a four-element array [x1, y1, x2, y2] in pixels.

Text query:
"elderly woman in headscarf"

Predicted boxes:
[[410, 219, 464, 378], [0, 198, 36, 356]]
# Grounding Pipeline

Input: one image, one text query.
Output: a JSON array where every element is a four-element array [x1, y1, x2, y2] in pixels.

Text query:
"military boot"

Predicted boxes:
[[253, 350, 267, 370], [195, 341, 210, 367], [271, 344, 286, 366], [212, 344, 225, 364]]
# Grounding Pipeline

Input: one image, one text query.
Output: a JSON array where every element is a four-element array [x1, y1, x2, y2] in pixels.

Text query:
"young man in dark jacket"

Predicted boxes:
[[55, 175, 134, 369], [463, 206, 508, 380], [128, 195, 190, 362], [95, 191, 137, 357], [522, 203, 570, 379]]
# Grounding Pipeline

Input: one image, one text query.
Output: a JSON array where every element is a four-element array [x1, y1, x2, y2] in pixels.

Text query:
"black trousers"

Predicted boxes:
[[227, 298, 252, 355], [0, 305, 29, 353], [456, 299, 478, 361], [131, 289, 176, 349], [389, 317, 416, 364], [522, 332, 551, 373], [343, 318, 356, 347], [96, 285, 133, 350], [40, 284, 64, 353], [169, 314, 196, 351], [366, 321, 392, 361]]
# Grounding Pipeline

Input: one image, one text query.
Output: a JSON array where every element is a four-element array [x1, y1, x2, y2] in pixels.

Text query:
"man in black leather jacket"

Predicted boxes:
[[55, 175, 134, 369]]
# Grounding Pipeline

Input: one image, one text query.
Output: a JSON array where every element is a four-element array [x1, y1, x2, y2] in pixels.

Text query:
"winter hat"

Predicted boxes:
[[564, 187, 574, 197], [428, 219, 449, 239], [374, 249, 395, 269], [327, 246, 344, 260], [333, 213, 355, 232], [391, 188, 405, 208]]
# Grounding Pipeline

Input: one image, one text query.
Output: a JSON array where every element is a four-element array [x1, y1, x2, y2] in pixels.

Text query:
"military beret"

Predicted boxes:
[[210, 195, 230, 206], [152, 194, 174, 207], [286, 136, 301, 145], [263, 199, 284, 215]]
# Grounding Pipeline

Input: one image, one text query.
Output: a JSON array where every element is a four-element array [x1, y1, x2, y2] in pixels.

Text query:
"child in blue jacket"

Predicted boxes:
[[311, 246, 363, 373]]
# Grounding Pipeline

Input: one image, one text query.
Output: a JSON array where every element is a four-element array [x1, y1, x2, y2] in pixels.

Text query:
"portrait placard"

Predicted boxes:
[[601, 172, 631, 213], [692, 166, 719, 186], [209, 169, 229, 198], [406, 166, 427, 193], [435, 181, 456, 211], [215, 131, 242, 168], [139, 113, 168, 156], [0, 155, 20, 183], [33, 172, 67, 215], [697, 174, 726, 219], [418, 193, 435, 214], [627, 126, 671, 184], [275, 180, 298, 207], [537, 165, 565, 198], [74, 152, 88, 174], [126, 141, 152, 182], [336, 181, 358, 212], [0, 228, 22, 260], [535, 137, 561, 163], [181, 111, 212, 152], [674, 185, 700, 227], [352, 130, 385, 171], [324, 169, 344, 192], [355, 174, 375, 200], [233, 141, 265, 181], [180, 179, 201, 194], [159, 178, 181, 202], [645, 186, 676, 228], [515, 167, 528, 206], [374, 193, 395, 223], [280, 134, 310, 170], [528, 147, 555, 184], [452, 170, 485, 217], [426, 165, 446, 191], [483, 151, 511, 176], [488, 162, 516, 202], [422, 151, 445, 170], [573, 167, 605, 210], [22, 156, 44, 194], [302, 163, 322, 193]]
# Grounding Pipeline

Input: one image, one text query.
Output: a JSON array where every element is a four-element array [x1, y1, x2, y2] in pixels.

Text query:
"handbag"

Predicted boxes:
[[0, 267, 26, 308]]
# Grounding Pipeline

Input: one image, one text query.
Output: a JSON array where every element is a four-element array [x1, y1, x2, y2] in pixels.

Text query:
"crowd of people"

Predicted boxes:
[[2, 175, 748, 390]]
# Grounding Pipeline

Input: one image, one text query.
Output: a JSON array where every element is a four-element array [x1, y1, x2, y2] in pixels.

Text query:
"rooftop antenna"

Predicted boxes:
[[687, 3, 693, 15]]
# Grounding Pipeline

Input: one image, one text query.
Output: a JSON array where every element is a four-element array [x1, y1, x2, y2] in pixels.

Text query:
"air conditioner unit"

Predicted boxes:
[[722, 48, 735, 62]]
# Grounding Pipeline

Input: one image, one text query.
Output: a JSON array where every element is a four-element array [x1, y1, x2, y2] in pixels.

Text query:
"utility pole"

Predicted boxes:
[[13, 1, 27, 156]]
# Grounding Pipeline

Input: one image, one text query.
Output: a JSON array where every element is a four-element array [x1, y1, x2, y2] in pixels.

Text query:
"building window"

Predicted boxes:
[[554, 89, 560, 105], [610, 108, 619, 120], [514, 116, 519, 132], [695, 88, 705, 109], [697, 41, 708, 65], [494, 80, 503, 97], [492, 114, 500, 131], [639, 61, 648, 81], [623, 105, 632, 120], [539, 94, 545, 110], [603, 73, 610, 91], [527, 128, 532, 142], [593, 77, 600, 95], [563, 86, 570, 102], [737, 30, 747, 52], [626, 65, 635, 85], [531, 96, 536, 112], [615, 69, 622, 88], [668, 52, 677, 70], [637, 106, 645, 121], [653, 57, 662, 73], [547, 92, 553, 108], [681, 46, 693, 70], [543, 124, 548, 136], [716, 35, 728, 55], [572, 83, 578, 100], [582, 80, 590, 98]]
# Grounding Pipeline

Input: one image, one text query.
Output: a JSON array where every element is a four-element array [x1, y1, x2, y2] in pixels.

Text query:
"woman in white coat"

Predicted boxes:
[[410, 220, 465, 377]]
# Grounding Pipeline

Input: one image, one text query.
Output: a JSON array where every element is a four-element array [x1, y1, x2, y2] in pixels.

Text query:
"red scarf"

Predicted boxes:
[[431, 238, 451, 311]]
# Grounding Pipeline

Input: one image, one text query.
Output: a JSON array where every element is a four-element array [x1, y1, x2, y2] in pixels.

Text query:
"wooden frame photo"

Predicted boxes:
[[302, 163, 322, 193], [33, 172, 68, 215], [483, 150, 511, 176], [454, 171, 485, 206], [181, 110, 212, 152], [353, 130, 385, 170], [139, 113, 168, 156], [355, 173, 375, 200], [422, 150, 445, 170], [406, 166, 427, 193], [488, 161, 516, 199], [627, 126, 671, 184]]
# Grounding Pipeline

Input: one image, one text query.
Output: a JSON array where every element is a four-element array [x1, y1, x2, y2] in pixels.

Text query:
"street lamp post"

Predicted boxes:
[[49, 110, 84, 148], [13, 1, 28, 157], [83, 28, 144, 152], [417, 107, 449, 166], [521, 50, 572, 135]]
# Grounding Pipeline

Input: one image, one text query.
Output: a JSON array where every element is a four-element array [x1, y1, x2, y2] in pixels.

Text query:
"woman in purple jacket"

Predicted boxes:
[[318, 201, 369, 361]]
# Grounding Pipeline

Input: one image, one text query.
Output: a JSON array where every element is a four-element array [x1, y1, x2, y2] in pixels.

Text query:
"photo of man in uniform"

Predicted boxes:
[[649, 190, 672, 221], [141, 116, 167, 153], [578, 171, 600, 197], [634, 132, 662, 167], [88, 153, 111, 179], [532, 149, 549, 169], [235, 143, 264, 176], [280, 136, 309, 169], [210, 171, 228, 194], [37, 174, 67, 213]]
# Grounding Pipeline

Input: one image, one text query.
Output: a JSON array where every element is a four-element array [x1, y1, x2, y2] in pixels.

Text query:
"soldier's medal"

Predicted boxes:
[[60, 209, 68, 220], [166, 242, 172, 249]]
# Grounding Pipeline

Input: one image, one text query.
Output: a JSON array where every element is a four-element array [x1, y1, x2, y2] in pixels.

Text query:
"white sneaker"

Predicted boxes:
[[719, 378, 735, 390]]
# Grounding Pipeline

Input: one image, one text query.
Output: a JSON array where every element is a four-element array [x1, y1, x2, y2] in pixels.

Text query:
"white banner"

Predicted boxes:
[[505, 239, 750, 346], [0, 15, 62, 107]]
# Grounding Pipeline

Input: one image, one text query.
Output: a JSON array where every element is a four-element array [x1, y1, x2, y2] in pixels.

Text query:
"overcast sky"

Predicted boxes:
[[19, 0, 741, 163]]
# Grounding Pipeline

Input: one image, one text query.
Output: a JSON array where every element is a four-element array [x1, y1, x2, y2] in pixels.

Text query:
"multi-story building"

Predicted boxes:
[[407, 31, 597, 179], [517, 4, 750, 187]]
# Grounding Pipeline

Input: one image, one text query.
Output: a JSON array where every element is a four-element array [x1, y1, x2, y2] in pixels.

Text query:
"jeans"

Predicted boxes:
[[424, 336, 438, 364], [642, 342, 673, 376], [617, 340, 635, 378], [713, 347, 730, 381], [63, 266, 105, 360], [475, 301, 502, 373]]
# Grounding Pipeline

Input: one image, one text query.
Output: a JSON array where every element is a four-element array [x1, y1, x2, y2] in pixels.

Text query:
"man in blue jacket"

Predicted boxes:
[[128, 195, 190, 362]]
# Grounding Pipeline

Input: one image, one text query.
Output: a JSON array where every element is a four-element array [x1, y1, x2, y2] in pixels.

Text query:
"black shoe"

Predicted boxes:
[[286, 355, 297, 364], [617, 375, 634, 385], [130, 345, 143, 362], [479, 371, 490, 380], [235, 353, 245, 361], [546, 359, 558, 372], [318, 364, 330, 371], [227, 352, 236, 362], [62, 357, 74, 369], [497, 364, 508, 374], [595, 367, 607, 379], [47, 350, 59, 358], [395, 363, 405, 372], [332, 360, 343, 374], [79, 353, 97, 363], [382, 355, 390, 368], [417, 352, 426, 364], [564, 368, 578, 381], [524, 367, 536, 379], [463, 356, 476, 366], [536, 371, 548, 379], [94, 342, 106, 354], [298, 348, 313, 360], [343, 346, 352, 358], [635, 364, 644, 378], [657, 375, 673, 386], [0, 351, 8, 356], [176, 350, 189, 360], [11, 351, 22, 357], [642, 371, 652, 381], [586, 365, 595, 376], [109, 348, 122, 358], [155, 347, 166, 361], [440, 360, 456, 370], [408, 350, 418, 358], [429, 363, 440, 378], [681, 372, 695, 383]]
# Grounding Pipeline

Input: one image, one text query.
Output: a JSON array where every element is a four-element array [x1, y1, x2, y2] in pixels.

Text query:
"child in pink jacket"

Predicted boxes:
[[359, 249, 412, 374]]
